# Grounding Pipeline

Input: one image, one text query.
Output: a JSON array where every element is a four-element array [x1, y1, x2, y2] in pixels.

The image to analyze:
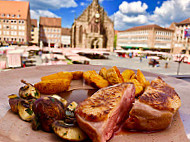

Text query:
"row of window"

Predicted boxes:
[[0, 31, 25, 36], [0, 25, 25, 30], [0, 19, 24, 24], [41, 28, 61, 33], [0, 14, 20, 18], [0, 37, 25, 42], [118, 31, 149, 37], [118, 37, 148, 40], [156, 31, 172, 36], [155, 37, 171, 41], [40, 33, 60, 38]]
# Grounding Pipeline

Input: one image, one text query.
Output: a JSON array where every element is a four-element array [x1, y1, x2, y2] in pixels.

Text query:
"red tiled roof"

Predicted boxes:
[[39, 17, 61, 28], [119, 24, 173, 32], [61, 28, 71, 36], [31, 19, 37, 27], [177, 18, 190, 25], [0, 1, 29, 20]]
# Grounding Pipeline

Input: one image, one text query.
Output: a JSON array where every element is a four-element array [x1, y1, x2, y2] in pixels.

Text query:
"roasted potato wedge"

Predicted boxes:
[[128, 79, 144, 97], [99, 67, 107, 80], [52, 120, 87, 141], [83, 70, 97, 84], [19, 80, 40, 99], [136, 69, 149, 87], [122, 69, 135, 82], [32, 96, 65, 132], [71, 71, 83, 80], [41, 71, 73, 81], [89, 73, 109, 88], [106, 66, 124, 85], [34, 79, 71, 94]]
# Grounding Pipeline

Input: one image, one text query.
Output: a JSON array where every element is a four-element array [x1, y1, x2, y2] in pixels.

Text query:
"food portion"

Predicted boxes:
[[124, 77, 181, 131], [41, 71, 73, 81], [83, 70, 109, 88], [106, 66, 124, 85], [18, 99, 35, 121], [7, 67, 182, 142], [32, 96, 65, 132], [34, 79, 71, 94], [52, 120, 87, 141], [19, 80, 40, 99], [75, 83, 136, 142], [71, 71, 83, 80]]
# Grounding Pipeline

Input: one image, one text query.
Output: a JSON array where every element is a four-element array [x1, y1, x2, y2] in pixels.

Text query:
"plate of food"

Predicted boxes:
[[0, 65, 189, 142]]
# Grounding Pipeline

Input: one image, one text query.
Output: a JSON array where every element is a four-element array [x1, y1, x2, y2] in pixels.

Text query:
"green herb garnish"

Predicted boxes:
[[34, 91, 38, 96], [63, 132, 67, 135], [25, 108, 33, 115], [25, 93, 28, 97]]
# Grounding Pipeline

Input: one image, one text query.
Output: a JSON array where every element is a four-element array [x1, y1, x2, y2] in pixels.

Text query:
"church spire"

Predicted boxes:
[[93, 0, 99, 4]]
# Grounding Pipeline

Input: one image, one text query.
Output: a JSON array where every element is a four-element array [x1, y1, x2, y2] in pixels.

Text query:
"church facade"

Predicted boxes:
[[71, 0, 114, 51]]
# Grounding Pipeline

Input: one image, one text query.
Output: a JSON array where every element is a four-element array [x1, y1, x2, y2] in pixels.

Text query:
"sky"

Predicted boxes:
[[14, 0, 190, 30]]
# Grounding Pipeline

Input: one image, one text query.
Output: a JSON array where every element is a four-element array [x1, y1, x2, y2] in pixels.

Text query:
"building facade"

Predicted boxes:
[[172, 18, 190, 54], [30, 19, 39, 45], [0, 1, 31, 46], [117, 24, 174, 52], [61, 28, 71, 48], [39, 17, 61, 48], [71, 0, 114, 51]]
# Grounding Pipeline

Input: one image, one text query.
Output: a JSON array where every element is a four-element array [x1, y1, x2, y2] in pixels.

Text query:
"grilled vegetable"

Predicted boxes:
[[51, 95, 68, 107], [19, 80, 40, 99], [18, 99, 35, 121], [52, 120, 87, 141], [65, 102, 78, 124], [32, 96, 65, 132], [8, 94, 21, 113]]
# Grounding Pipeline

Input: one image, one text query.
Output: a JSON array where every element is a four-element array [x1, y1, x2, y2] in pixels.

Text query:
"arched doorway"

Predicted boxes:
[[91, 38, 99, 49]]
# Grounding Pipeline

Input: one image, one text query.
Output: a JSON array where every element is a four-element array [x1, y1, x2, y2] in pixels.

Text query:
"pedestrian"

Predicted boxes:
[[140, 56, 142, 62]]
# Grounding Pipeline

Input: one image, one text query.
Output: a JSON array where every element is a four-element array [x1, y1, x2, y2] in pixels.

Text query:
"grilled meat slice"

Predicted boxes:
[[124, 77, 181, 131], [75, 83, 135, 142]]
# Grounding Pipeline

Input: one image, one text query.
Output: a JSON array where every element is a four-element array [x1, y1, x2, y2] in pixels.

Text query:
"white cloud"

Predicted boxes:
[[113, 0, 190, 31], [80, 2, 85, 6], [30, 10, 60, 22], [150, 0, 190, 27], [112, 1, 149, 30], [14, 0, 78, 10], [119, 1, 148, 14]]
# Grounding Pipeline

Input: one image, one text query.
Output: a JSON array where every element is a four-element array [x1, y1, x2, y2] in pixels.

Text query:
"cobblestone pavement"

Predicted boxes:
[[90, 54, 190, 76]]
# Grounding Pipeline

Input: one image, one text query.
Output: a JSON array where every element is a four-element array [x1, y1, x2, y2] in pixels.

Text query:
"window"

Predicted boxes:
[[7, 14, 10, 17], [17, 14, 20, 18], [12, 14, 15, 18], [0, 25, 1, 29], [1, 14, 5, 17], [79, 25, 83, 43]]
